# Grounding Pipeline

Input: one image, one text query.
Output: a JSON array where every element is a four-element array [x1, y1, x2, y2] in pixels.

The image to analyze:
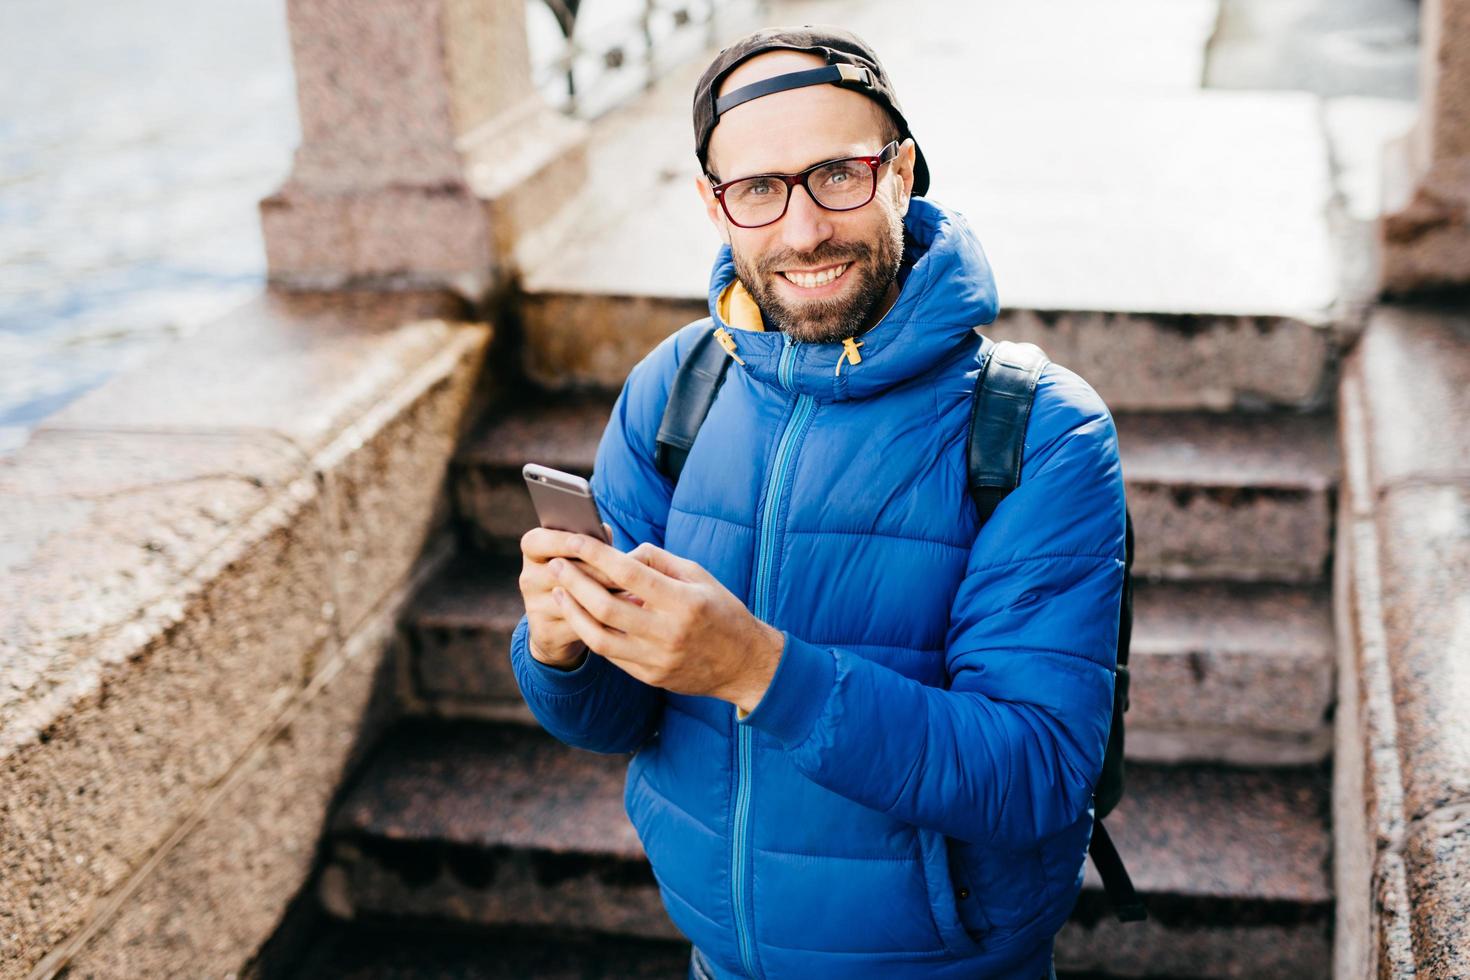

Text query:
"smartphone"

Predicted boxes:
[[523, 463, 612, 544]]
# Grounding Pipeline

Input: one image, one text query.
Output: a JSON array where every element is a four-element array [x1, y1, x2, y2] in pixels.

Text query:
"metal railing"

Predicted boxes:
[[527, 0, 763, 119]]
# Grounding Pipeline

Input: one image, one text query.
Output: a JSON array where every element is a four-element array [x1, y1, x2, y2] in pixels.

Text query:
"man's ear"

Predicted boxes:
[[694, 173, 732, 245], [896, 138, 917, 210]]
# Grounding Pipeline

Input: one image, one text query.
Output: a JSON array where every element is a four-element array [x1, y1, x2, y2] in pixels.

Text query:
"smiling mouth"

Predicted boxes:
[[779, 261, 852, 289]]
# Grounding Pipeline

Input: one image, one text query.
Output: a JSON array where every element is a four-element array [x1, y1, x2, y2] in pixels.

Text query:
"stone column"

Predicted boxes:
[[261, 0, 588, 298], [1379, 0, 1470, 294]]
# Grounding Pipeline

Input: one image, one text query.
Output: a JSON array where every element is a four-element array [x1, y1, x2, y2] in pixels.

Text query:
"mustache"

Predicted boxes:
[[760, 242, 869, 274]]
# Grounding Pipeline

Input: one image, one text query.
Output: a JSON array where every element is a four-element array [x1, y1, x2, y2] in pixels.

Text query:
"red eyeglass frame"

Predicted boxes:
[[707, 140, 901, 228]]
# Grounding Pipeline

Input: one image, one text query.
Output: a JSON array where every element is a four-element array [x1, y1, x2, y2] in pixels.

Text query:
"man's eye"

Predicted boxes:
[[822, 163, 864, 185], [732, 178, 777, 202]]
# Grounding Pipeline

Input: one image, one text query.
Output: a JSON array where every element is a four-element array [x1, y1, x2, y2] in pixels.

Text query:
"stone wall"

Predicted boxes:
[[1334, 306, 1470, 977], [0, 290, 491, 979]]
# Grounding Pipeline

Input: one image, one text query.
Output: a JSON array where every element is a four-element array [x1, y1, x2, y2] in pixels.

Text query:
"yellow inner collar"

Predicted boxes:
[[716, 279, 766, 332]]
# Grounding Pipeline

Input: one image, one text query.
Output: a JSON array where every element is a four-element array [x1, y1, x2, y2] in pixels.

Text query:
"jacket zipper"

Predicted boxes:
[[732, 332, 814, 980]]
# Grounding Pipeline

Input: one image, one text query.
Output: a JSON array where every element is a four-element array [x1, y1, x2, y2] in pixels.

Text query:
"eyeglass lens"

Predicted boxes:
[[724, 158, 875, 227]]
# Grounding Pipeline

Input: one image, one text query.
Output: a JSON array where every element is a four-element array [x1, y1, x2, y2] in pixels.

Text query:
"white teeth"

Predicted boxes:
[[782, 263, 848, 288]]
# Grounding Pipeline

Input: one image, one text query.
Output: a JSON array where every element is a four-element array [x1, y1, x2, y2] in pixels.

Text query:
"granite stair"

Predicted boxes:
[[452, 395, 1340, 583], [314, 721, 1332, 978], [397, 553, 1335, 768], [289, 920, 691, 979]]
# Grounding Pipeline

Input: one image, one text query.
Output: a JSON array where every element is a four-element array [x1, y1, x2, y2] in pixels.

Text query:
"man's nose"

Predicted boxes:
[[779, 183, 834, 254]]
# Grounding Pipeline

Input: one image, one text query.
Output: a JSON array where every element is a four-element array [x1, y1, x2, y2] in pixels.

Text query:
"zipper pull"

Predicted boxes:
[[714, 326, 746, 365], [835, 336, 864, 375]]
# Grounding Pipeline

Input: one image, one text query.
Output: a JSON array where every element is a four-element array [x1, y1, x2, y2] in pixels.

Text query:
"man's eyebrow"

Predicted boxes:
[[726, 147, 866, 180]]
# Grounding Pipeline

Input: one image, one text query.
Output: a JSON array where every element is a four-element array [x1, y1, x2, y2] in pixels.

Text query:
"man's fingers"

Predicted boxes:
[[520, 526, 569, 559], [522, 553, 619, 594], [521, 526, 606, 561], [551, 558, 645, 635], [566, 534, 681, 604], [629, 542, 709, 583], [552, 581, 625, 658], [521, 527, 620, 590]]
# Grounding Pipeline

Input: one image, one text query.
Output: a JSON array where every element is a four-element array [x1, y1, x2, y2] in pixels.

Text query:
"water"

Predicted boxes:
[[0, 0, 301, 455]]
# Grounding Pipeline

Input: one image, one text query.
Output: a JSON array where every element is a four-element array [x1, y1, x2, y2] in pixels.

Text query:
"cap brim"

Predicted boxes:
[[911, 142, 930, 197]]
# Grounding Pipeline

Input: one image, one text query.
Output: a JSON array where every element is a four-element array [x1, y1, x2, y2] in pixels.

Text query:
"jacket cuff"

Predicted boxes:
[[513, 615, 606, 696], [737, 630, 836, 747]]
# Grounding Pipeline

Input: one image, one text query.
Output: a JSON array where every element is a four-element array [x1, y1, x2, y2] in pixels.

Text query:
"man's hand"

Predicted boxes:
[[519, 524, 623, 669], [546, 533, 785, 713]]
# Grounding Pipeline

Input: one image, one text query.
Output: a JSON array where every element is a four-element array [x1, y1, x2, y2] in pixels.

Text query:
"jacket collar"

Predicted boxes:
[[705, 196, 999, 403]]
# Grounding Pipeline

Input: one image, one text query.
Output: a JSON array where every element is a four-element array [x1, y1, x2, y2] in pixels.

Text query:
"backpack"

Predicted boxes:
[[654, 329, 1146, 923]]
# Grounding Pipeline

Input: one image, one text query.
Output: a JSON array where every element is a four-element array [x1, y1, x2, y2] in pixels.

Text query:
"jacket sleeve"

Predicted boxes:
[[737, 368, 1125, 847], [509, 326, 692, 754]]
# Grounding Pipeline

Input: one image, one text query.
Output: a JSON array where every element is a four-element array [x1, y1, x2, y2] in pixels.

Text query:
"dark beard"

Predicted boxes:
[[732, 205, 905, 345]]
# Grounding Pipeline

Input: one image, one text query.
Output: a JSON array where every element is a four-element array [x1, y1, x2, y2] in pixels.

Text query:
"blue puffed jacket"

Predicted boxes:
[[510, 195, 1126, 978]]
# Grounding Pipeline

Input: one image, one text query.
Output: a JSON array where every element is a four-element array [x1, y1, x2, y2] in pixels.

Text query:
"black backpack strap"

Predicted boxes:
[[967, 337, 1049, 522], [655, 326, 735, 483], [1088, 819, 1147, 922], [1094, 508, 1135, 819]]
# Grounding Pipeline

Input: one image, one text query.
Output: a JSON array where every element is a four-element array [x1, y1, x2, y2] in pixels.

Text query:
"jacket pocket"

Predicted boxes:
[[950, 836, 1050, 935], [916, 827, 987, 957], [945, 836, 992, 940]]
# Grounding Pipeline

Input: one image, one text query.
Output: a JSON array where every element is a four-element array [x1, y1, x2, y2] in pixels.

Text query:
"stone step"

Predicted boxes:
[[288, 920, 692, 979], [1125, 580, 1333, 766], [1059, 763, 1332, 978], [400, 557, 1332, 765], [320, 721, 674, 942], [322, 721, 1331, 979], [1119, 412, 1337, 584], [283, 922, 1222, 980], [453, 398, 1337, 583]]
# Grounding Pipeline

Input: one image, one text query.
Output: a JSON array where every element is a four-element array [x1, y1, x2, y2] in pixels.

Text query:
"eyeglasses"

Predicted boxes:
[[708, 141, 900, 229]]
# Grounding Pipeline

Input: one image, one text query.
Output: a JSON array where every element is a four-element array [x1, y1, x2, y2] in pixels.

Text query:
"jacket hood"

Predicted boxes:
[[706, 195, 999, 402]]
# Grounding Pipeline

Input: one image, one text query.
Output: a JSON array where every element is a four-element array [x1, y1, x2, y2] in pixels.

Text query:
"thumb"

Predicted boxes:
[[630, 542, 708, 583]]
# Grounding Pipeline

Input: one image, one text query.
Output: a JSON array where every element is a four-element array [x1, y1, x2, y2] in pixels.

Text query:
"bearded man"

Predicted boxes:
[[511, 25, 1126, 980]]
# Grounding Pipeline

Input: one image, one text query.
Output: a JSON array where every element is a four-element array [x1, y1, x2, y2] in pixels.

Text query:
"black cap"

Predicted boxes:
[[692, 25, 930, 197]]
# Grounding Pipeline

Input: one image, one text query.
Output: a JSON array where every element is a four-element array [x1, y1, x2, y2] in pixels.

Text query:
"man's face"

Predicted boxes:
[[696, 52, 917, 344]]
